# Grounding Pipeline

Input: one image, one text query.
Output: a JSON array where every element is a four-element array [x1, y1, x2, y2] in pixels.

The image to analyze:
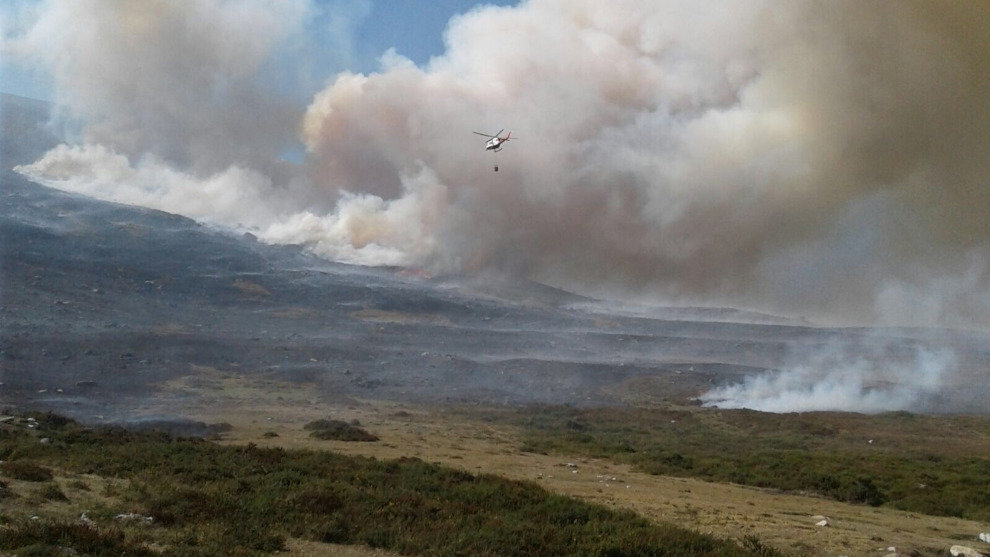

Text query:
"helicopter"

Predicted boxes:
[[473, 129, 512, 171]]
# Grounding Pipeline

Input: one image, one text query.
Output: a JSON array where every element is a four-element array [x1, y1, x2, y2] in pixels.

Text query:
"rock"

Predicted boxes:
[[949, 546, 984, 557], [979, 533, 990, 544], [115, 513, 154, 525]]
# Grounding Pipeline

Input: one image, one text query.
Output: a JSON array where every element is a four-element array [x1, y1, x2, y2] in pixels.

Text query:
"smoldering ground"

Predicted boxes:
[[3, 159, 985, 416], [3, 1, 989, 413]]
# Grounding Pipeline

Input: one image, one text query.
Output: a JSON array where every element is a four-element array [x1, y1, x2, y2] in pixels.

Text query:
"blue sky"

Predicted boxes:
[[357, 1, 517, 69], [0, 0, 518, 102]]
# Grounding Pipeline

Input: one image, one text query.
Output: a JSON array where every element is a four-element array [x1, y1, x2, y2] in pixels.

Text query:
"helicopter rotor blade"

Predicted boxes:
[[472, 131, 495, 137]]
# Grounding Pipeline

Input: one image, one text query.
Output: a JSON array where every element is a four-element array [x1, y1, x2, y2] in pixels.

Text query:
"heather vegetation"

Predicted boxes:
[[0, 412, 777, 556], [304, 418, 379, 442], [493, 406, 990, 521]]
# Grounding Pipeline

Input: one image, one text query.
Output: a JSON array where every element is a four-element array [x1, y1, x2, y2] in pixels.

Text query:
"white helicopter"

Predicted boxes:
[[473, 129, 513, 171]]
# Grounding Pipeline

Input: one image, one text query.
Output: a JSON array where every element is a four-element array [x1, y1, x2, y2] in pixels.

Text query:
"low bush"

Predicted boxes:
[[0, 461, 54, 482], [35, 482, 69, 502], [305, 419, 379, 442], [0, 517, 154, 556], [0, 479, 16, 500]]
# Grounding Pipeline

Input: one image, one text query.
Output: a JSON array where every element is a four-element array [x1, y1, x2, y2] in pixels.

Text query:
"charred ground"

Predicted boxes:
[[3, 92, 990, 421]]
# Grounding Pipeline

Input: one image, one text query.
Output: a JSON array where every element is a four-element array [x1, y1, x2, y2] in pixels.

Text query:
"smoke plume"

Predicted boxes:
[[8, 0, 990, 332], [698, 343, 958, 413]]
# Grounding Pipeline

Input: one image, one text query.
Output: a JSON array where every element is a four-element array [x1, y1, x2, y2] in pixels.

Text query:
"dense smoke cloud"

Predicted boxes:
[[10, 0, 990, 331], [6, 0, 310, 172]]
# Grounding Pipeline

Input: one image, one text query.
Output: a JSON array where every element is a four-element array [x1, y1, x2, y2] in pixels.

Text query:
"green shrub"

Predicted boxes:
[[35, 482, 69, 502], [0, 461, 54, 482], [0, 413, 776, 556], [0, 479, 16, 500], [305, 419, 379, 442], [847, 477, 885, 507], [497, 405, 990, 521], [0, 518, 154, 556]]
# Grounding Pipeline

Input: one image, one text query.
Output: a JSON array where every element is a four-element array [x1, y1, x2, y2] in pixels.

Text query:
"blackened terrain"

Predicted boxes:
[[2, 93, 988, 422]]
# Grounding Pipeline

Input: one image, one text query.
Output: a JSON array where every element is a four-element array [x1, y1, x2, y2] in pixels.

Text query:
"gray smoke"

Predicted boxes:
[[8, 0, 990, 333]]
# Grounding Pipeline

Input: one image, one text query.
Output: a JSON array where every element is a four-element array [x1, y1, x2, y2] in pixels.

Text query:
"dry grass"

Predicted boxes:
[[1, 414, 767, 556], [200, 396, 989, 557], [40, 370, 990, 556]]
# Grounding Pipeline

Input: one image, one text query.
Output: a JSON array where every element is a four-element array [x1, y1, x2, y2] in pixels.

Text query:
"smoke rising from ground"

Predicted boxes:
[[698, 344, 957, 413], [9, 0, 990, 335]]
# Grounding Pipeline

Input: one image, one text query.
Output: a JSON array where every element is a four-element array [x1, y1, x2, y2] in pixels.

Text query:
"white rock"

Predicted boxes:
[[949, 545, 984, 557], [978, 533, 990, 543], [115, 513, 154, 525]]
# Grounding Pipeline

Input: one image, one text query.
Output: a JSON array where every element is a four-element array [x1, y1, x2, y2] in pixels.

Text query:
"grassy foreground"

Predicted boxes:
[[0, 412, 778, 556], [490, 406, 990, 521]]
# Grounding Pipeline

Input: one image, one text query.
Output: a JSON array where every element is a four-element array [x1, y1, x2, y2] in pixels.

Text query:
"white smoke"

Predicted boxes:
[[259, 164, 449, 266], [4, 0, 311, 171], [17, 142, 446, 266], [7, 0, 990, 333], [698, 345, 957, 413], [17, 143, 289, 229]]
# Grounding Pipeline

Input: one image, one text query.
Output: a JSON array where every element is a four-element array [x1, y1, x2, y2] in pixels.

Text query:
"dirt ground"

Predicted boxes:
[[150, 373, 989, 557]]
